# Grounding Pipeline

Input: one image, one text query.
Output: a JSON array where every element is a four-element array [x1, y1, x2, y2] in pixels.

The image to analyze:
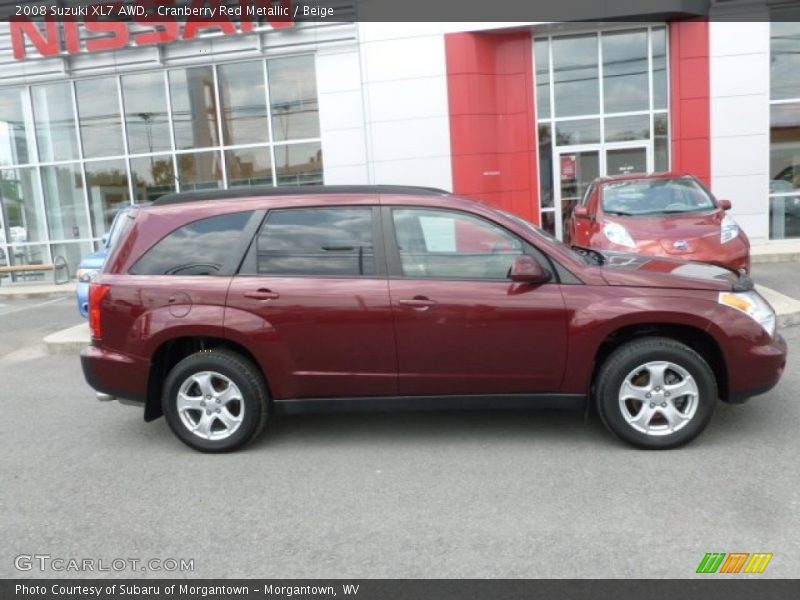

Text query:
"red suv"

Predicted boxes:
[[81, 186, 786, 452]]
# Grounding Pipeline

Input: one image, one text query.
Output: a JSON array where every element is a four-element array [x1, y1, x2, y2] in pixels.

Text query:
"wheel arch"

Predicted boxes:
[[591, 322, 729, 403], [145, 336, 269, 422]]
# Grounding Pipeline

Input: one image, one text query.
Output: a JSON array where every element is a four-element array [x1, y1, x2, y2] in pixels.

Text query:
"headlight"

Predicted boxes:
[[718, 291, 776, 337], [602, 221, 636, 248], [720, 214, 739, 244], [76, 268, 99, 283]]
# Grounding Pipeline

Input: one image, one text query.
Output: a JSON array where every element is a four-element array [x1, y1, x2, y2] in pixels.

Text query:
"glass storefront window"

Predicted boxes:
[[0, 167, 46, 244], [0, 54, 324, 278], [605, 114, 650, 142], [226, 146, 273, 187], [50, 241, 92, 278], [552, 34, 599, 118], [75, 77, 125, 158], [32, 83, 80, 162], [122, 72, 171, 154], [130, 155, 176, 203], [3, 243, 49, 275], [534, 39, 551, 120], [540, 210, 556, 236], [652, 27, 668, 110], [274, 142, 323, 186], [538, 124, 553, 209], [170, 66, 220, 150], [536, 27, 671, 239], [41, 164, 88, 241], [0, 88, 35, 166], [654, 114, 670, 172], [177, 150, 223, 191], [85, 159, 131, 237], [555, 119, 600, 146], [602, 29, 649, 114], [769, 102, 800, 239], [268, 56, 320, 141], [218, 61, 269, 146], [770, 21, 800, 239], [771, 22, 800, 101]]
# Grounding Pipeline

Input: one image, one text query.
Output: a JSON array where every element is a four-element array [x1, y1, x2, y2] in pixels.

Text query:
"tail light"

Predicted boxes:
[[88, 283, 111, 340]]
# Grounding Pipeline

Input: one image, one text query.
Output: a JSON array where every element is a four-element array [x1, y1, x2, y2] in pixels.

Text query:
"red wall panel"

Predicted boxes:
[[445, 32, 540, 224], [670, 20, 711, 186]]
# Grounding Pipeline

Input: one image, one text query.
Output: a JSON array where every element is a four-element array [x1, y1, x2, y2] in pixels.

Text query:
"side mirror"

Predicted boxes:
[[573, 206, 590, 219], [509, 256, 550, 284], [718, 199, 732, 211], [101, 233, 110, 247]]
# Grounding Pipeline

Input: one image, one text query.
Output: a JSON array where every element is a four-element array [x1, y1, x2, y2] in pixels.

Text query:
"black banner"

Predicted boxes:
[[1, 0, 799, 22], [3, 579, 800, 600]]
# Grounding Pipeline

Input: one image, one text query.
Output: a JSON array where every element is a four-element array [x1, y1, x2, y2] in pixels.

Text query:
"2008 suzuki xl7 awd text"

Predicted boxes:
[[81, 186, 787, 452]]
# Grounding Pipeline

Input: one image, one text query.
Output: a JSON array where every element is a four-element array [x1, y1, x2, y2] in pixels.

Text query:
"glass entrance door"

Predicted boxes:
[[606, 145, 648, 176], [555, 149, 599, 241], [554, 144, 650, 240]]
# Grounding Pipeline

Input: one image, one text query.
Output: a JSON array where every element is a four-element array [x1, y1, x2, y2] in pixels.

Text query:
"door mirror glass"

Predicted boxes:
[[508, 256, 550, 283], [718, 199, 732, 211]]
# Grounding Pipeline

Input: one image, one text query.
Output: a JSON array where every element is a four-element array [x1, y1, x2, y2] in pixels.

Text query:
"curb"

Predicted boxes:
[[0, 283, 77, 300], [43, 322, 89, 355]]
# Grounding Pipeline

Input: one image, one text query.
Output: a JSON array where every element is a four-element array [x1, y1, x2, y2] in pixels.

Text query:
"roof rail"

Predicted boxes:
[[152, 185, 450, 206]]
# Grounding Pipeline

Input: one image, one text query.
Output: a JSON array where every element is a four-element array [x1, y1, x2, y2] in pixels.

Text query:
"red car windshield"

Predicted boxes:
[[602, 178, 717, 216]]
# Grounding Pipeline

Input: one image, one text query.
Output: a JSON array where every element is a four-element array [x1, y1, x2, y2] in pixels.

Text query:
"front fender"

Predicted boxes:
[[559, 286, 722, 394]]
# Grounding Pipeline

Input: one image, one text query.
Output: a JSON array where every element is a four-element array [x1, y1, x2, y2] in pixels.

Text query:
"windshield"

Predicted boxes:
[[497, 209, 593, 263], [601, 178, 716, 216]]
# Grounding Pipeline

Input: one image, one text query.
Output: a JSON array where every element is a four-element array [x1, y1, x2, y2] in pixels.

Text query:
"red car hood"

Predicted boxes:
[[609, 210, 723, 254], [597, 251, 746, 291]]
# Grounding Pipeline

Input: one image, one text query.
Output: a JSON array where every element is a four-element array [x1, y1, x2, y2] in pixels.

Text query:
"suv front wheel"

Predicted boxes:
[[595, 337, 717, 449], [162, 349, 269, 452]]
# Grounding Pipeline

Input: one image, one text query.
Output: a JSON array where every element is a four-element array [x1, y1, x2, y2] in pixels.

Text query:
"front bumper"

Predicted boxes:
[[726, 333, 787, 403], [81, 345, 147, 405]]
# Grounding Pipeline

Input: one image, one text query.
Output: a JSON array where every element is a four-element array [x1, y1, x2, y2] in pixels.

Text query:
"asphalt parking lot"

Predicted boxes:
[[1, 271, 799, 579]]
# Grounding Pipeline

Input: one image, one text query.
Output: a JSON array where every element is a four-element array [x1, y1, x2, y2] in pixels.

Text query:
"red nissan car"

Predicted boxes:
[[81, 186, 785, 452], [569, 173, 750, 273]]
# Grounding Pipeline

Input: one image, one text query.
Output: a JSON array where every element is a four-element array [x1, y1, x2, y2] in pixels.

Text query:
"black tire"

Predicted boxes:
[[595, 337, 717, 449], [162, 349, 269, 452]]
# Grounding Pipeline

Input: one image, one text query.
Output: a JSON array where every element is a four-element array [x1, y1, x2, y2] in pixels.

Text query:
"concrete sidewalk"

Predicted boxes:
[[751, 240, 800, 264], [43, 284, 800, 355], [43, 321, 88, 355], [0, 282, 76, 299]]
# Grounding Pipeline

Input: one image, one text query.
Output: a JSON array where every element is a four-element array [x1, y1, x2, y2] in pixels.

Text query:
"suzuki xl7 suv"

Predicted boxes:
[[81, 186, 787, 452]]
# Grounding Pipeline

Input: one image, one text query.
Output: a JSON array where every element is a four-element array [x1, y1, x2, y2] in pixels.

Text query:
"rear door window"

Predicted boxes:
[[130, 211, 253, 275], [255, 207, 376, 276]]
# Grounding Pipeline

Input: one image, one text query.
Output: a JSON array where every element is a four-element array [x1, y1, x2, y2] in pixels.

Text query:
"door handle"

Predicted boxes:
[[398, 296, 436, 309], [244, 289, 280, 301]]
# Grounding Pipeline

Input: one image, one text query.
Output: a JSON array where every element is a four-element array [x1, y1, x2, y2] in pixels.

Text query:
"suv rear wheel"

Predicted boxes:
[[162, 349, 269, 452], [595, 337, 717, 449]]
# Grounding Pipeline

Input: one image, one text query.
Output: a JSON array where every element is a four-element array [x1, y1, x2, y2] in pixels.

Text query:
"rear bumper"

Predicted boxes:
[[726, 333, 787, 404], [80, 345, 147, 405]]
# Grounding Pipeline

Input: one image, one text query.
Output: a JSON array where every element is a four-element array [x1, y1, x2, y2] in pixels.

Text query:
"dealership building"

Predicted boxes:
[[0, 2, 799, 275]]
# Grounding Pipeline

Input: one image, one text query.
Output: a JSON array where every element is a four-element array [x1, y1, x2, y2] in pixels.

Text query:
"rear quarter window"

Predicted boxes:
[[129, 211, 253, 275]]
